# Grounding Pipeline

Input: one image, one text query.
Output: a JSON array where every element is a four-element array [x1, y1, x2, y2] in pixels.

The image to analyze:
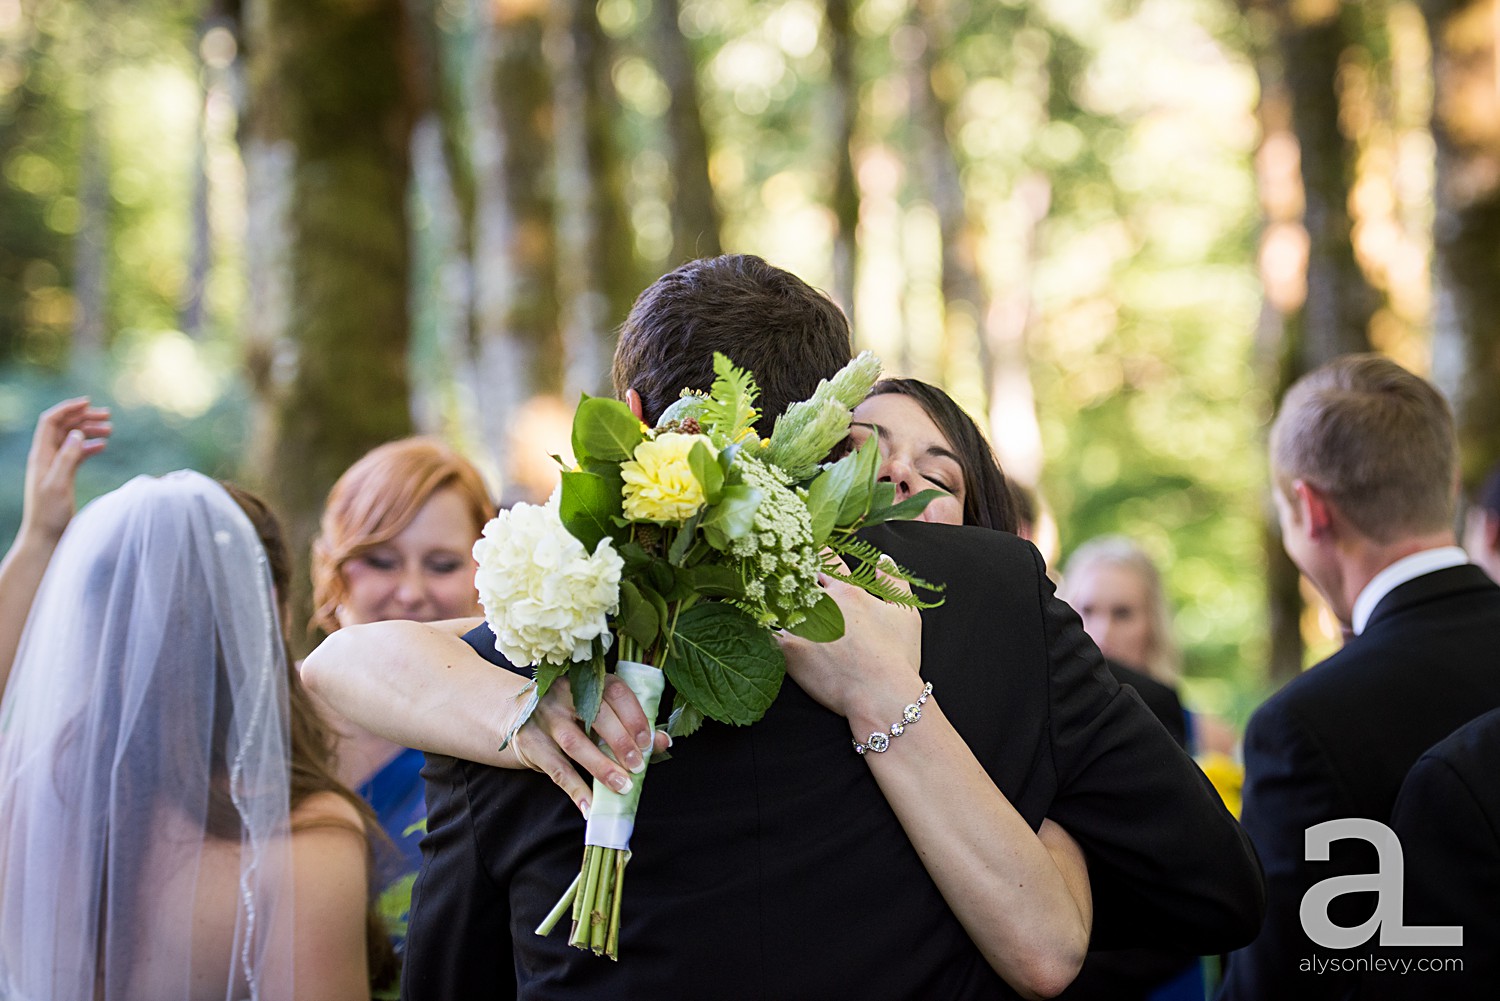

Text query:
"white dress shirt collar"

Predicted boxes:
[[1351, 546, 1470, 636]]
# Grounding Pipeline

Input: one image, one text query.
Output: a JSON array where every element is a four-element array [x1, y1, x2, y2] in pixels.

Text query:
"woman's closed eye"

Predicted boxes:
[[424, 554, 467, 575], [360, 551, 400, 572]]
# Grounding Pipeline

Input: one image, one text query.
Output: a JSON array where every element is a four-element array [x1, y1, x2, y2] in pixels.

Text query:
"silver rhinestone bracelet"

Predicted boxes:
[[852, 682, 934, 755]]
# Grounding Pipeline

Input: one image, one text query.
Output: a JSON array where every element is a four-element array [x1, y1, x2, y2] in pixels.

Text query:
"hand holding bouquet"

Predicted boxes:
[[473, 351, 941, 959]]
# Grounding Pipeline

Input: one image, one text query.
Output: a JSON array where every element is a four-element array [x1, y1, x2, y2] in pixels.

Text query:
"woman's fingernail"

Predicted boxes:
[[660, 729, 673, 748], [610, 773, 634, 794], [578, 798, 591, 819], [636, 729, 652, 751], [625, 750, 645, 774]]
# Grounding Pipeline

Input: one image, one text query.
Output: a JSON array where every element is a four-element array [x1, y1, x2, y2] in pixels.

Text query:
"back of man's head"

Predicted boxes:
[[1270, 353, 1456, 543], [611, 254, 853, 429]]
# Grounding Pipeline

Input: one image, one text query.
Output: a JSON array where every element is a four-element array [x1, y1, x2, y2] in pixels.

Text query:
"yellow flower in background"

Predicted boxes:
[[1197, 752, 1244, 818], [621, 432, 712, 522]]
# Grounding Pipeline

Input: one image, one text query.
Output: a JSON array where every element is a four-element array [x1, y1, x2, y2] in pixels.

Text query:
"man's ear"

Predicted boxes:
[[625, 388, 644, 422], [1294, 479, 1335, 538]]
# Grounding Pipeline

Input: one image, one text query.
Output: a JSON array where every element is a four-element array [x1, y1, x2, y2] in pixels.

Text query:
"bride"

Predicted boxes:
[[0, 467, 390, 1000]]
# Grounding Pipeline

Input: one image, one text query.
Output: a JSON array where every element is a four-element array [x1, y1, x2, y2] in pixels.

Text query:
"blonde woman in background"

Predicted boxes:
[[1059, 536, 1237, 758]]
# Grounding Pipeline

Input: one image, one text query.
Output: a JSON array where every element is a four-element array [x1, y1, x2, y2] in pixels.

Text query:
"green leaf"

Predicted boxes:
[[570, 652, 607, 727], [804, 467, 840, 545], [559, 470, 621, 551], [666, 694, 706, 738], [700, 352, 761, 442], [700, 483, 761, 547], [834, 434, 882, 524], [862, 488, 948, 528], [533, 661, 569, 700], [786, 590, 845, 642], [688, 440, 725, 504], [647, 560, 675, 596], [572, 394, 645, 462], [616, 580, 660, 649], [668, 513, 700, 566], [678, 564, 746, 599], [663, 603, 785, 726]]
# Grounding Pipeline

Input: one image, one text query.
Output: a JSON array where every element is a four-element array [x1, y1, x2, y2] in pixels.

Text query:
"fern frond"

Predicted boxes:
[[824, 534, 944, 608], [699, 352, 761, 442]]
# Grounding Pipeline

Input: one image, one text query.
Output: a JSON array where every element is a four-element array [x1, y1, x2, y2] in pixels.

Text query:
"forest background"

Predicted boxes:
[[1, 0, 1497, 728]]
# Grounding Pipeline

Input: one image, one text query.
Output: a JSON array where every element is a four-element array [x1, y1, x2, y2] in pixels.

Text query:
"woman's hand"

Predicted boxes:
[[2, 398, 111, 691], [509, 676, 670, 818], [20, 397, 111, 545], [778, 561, 923, 731]]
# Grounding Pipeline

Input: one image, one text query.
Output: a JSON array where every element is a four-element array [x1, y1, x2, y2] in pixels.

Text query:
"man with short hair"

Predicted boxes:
[[1219, 355, 1500, 1000], [388, 255, 1264, 1000]]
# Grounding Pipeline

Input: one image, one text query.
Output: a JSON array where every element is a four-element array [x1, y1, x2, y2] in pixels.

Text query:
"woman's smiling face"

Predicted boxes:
[[850, 393, 966, 526]]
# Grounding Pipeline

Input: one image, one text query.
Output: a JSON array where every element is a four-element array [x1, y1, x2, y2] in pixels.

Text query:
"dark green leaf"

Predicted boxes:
[[616, 580, 660, 649], [862, 488, 948, 528], [559, 470, 620, 551], [663, 603, 785, 726], [533, 661, 569, 700], [678, 564, 746, 599], [688, 440, 725, 504], [570, 653, 607, 728], [647, 560, 675, 595], [666, 694, 706, 738], [668, 514, 699, 566], [573, 394, 645, 462], [786, 590, 845, 642]]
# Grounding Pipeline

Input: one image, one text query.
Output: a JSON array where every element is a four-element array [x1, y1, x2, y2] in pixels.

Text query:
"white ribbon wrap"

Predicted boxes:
[[583, 660, 665, 850]]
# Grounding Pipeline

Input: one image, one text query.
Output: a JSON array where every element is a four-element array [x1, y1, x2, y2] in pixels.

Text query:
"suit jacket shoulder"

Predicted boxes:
[[1364, 707, 1500, 998]]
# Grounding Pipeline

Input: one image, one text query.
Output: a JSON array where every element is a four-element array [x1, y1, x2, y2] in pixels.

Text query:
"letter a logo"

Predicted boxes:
[[1299, 819, 1462, 948]]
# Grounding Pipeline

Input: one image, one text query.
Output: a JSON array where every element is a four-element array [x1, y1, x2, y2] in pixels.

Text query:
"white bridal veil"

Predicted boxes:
[[0, 471, 296, 1001]]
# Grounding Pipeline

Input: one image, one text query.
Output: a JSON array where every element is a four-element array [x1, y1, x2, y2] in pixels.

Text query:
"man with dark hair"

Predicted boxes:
[[611, 254, 854, 432], [1220, 355, 1500, 1000], [343, 256, 1264, 1000]]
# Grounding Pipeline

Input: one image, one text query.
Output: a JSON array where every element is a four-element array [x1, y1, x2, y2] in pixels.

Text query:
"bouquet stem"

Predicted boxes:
[[536, 659, 664, 960]]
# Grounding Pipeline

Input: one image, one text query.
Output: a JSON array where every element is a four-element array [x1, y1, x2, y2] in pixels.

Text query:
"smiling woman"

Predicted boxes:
[[307, 436, 495, 986]]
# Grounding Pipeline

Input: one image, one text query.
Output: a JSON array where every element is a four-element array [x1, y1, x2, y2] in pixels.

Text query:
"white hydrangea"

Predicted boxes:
[[472, 500, 623, 667]]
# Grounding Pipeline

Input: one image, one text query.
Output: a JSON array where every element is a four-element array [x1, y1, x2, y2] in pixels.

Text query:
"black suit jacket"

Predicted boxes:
[[1220, 564, 1500, 1001], [404, 523, 1264, 1000], [1360, 706, 1500, 999], [1106, 661, 1188, 750]]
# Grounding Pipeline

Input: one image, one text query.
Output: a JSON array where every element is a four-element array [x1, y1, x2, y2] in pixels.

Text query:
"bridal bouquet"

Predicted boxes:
[[472, 351, 940, 959]]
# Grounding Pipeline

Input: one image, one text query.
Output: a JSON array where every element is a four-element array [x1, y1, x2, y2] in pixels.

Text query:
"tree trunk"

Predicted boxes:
[[1247, 0, 1380, 683], [1421, 0, 1500, 489], [71, 100, 109, 364], [825, 0, 859, 318], [551, 0, 637, 401], [240, 0, 417, 647], [469, 0, 561, 503], [648, 0, 720, 262]]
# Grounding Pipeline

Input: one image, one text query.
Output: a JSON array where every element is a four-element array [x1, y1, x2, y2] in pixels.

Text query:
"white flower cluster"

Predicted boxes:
[[730, 453, 823, 627], [472, 500, 624, 667]]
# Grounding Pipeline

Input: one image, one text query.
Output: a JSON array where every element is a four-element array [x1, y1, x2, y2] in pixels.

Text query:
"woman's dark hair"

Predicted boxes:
[[865, 379, 1021, 534]]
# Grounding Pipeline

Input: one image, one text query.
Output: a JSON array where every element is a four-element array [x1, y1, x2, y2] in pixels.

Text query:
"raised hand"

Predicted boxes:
[[21, 397, 111, 545], [2, 398, 112, 690]]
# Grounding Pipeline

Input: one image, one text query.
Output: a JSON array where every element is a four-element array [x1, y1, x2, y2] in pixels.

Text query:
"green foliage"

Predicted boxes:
[[662, 601, 785, 726], [0, 364, 250, 553], [697, 352, 760, 443]]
